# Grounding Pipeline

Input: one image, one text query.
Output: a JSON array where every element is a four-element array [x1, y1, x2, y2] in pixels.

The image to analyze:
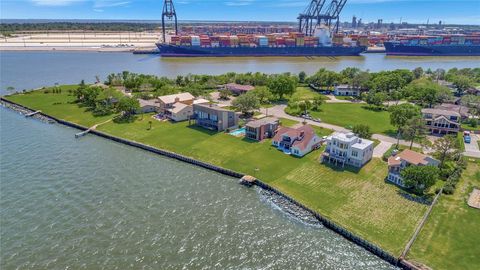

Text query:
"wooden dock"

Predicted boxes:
[[25, 110, 41, 117]]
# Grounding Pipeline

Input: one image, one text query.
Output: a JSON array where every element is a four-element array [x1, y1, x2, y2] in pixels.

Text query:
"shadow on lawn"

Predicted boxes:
[[383, 179, 434, 205], [322, 161, 361, 174], [186, 124, 217, 136]]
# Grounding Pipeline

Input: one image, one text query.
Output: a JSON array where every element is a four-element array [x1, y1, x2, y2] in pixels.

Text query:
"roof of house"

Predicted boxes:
[[336, 84, 359, 90], [272, 125, 317, 151], [224, 83, 255, 92], [193, 98, 210, 104], [326, 132, 358, 143], [388, 149, 434, 166], [245, 117, 279, 128], [193, 102, 234, 112], [292, 125, 317, 151], [158, 92, 194, 104], [422, 108, 461, 117], [138, 99, 158, 107], [168, 102, 191, 114], [351, 139, 374, 150], [434, 103, 470, 117]]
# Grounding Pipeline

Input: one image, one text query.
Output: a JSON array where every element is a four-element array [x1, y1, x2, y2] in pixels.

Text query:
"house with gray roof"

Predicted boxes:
[[193, 103, 239, 132], [422, 108, 461, 135], [245, 117, 279, 141]]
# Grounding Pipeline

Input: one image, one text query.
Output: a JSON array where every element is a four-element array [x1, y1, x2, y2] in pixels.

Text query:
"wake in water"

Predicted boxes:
[[257, 188, 323, 228]]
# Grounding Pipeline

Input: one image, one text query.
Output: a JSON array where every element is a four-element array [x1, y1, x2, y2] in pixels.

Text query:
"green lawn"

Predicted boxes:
[[290, 86, 326, 101], [278, 117, 299, 128], [408, 160, 480, 270], [461, 122, 480, 132], [309, 103, 396, 135], [5, 89, 429, 257], [5, 87, 113, 127]]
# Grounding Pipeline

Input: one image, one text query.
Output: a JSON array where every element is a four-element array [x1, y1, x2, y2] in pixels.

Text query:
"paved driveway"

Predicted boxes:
[[373, 141, 393, 158], [464, 134, 480, 158]]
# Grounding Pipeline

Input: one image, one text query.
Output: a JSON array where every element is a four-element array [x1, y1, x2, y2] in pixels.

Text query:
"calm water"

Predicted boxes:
[[1, 51, 477, 269], [0, 109, 395, 269], [1, 51, 480, 94]]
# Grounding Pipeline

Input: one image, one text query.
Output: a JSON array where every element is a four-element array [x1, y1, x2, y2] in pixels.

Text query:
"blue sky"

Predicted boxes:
[[1, 0, 479, 24]]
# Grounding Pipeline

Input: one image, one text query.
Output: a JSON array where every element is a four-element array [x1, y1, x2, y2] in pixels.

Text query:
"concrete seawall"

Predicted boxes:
[[1, 97, 419, 269]]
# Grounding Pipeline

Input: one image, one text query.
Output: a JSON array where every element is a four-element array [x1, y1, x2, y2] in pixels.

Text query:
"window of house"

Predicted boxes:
[[352, 151, 358, 157]]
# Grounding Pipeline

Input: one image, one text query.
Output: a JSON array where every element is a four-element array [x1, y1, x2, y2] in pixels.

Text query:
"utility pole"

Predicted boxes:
[[162, 0, 178, 43]]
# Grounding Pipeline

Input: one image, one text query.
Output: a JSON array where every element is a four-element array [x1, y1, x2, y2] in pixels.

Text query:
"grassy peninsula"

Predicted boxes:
[[5, 88, 426, 256]]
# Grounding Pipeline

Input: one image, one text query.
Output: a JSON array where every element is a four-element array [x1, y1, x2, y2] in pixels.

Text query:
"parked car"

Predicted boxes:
[[464, 135, 471, 144], [464, 131, 471, 136]]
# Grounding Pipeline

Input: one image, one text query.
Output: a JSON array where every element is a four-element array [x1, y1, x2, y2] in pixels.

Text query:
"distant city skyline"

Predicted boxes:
[[1, 0, 479, 25]]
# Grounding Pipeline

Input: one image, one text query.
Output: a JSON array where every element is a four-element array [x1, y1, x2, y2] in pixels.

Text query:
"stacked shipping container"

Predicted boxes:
[[168, 32, 365, 48]]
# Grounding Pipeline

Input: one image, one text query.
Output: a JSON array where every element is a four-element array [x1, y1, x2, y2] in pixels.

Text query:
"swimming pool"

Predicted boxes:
[[229, 127, 246, 136]]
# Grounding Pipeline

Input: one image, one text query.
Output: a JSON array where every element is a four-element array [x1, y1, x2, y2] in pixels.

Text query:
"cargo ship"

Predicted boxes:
[[384, 35, 480, 56], [156, 32, 367, 57]]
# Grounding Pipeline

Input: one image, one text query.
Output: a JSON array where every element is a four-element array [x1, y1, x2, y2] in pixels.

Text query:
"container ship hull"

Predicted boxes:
[[384, 42, 480, 56], [156, 44, 366, 57]]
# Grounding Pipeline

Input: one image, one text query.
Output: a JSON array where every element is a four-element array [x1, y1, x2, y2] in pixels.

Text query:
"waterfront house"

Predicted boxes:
[[158, 92, 195, 114], [322, 132, 373, 168], [138, 99, 160, 114], [245, 117, 279, 141], [422, 108, 460, 135], [166, 102, 194, 122], [221, 83, 255, 95], [333, 84, 362, 97], [193, 103, 239, 131], [271, 125, 320, 157], [387, 149, 439, 187]]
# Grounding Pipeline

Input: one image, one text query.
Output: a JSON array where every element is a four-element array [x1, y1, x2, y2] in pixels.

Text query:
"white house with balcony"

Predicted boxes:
[[321, 132, 374, 168]]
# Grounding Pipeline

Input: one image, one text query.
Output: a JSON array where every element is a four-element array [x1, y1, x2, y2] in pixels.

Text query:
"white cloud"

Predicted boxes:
[[225, 0, 255, 6], [94, 0, 130, 8], [31, 0, 85, 6]]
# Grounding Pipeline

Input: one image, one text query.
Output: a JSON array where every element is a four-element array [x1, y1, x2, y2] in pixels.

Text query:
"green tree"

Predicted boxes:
[[252, 86, 273, 104], [311, 96, 324, 111], [413, 67, 424, 79], [389, 103, 421, 147], [402, 117, 426, 149], [352, 124, 372, 139], [401, 165, 439, 195], [267, 75, 297, 100], [365, 91, 387, 107], [433, 135, 460, 168], [231, 92, 260, 115], [452, 75, 473, 96], [404, 78, 452, 107], [298, 71, 307, 83], [297, 100, 312, 116], [117, 96, 140, 119], [461, 95, 480, 117]]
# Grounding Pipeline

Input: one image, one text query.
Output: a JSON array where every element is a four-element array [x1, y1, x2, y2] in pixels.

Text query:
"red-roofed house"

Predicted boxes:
[[387, 149, 439, 187], [271, 125, 320, 157]]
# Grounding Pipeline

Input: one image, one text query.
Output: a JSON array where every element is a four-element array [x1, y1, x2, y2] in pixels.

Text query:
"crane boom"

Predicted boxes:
[[298, 0, 348, 36]]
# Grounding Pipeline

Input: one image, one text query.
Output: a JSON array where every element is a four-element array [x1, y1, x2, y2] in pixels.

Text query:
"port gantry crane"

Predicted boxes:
[[162, 0, 178, 42], [298, 0, 348, 36]]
